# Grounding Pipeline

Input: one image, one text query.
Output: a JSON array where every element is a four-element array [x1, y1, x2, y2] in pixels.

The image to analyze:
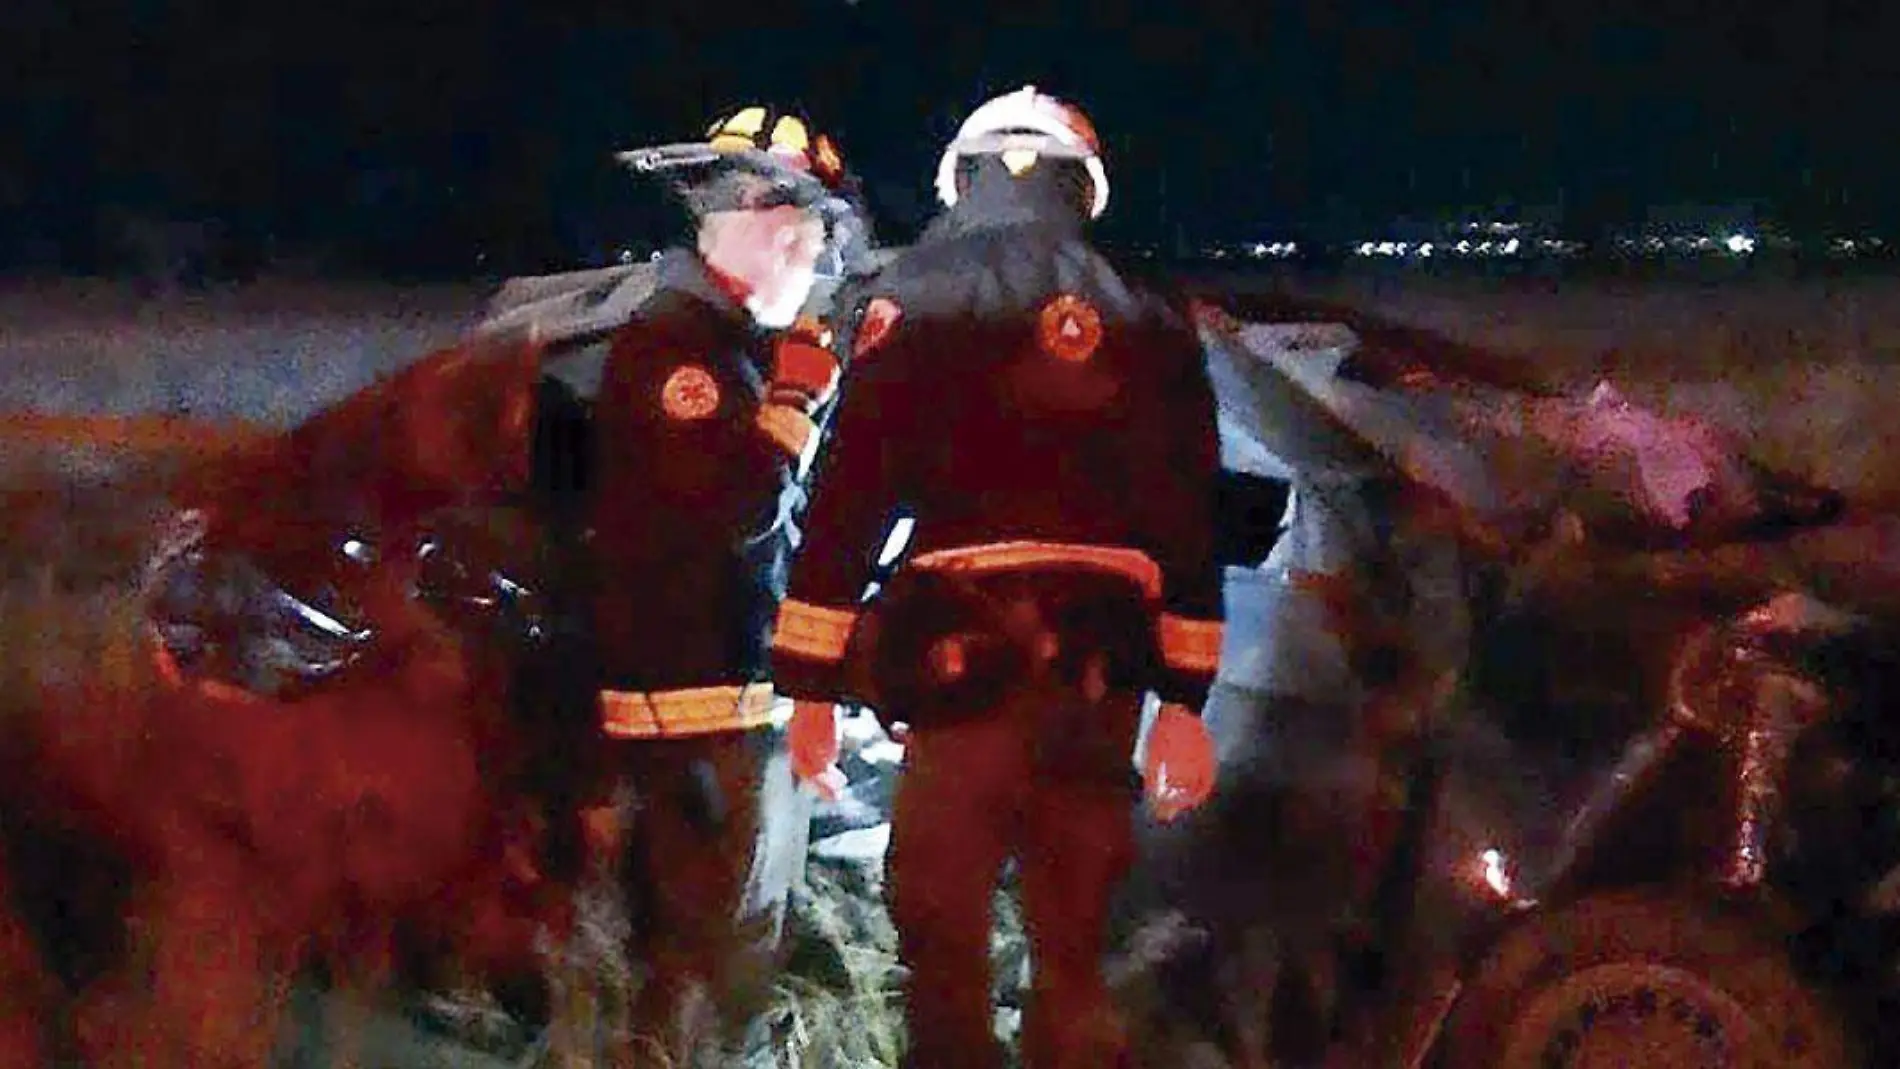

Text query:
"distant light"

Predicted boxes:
[[1356, 241, 1376, 257], [1725, 233, 1756, 255], [1417, 242, 1434, 257], [1502, 237, 1520, 255]]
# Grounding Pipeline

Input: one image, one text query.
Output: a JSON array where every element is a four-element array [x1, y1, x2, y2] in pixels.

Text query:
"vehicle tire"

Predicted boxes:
[[1437, 887, 1856, 1068]]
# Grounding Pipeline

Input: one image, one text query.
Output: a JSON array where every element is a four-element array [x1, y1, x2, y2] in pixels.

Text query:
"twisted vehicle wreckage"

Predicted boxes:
[[1123, 310, 1892, 1068]]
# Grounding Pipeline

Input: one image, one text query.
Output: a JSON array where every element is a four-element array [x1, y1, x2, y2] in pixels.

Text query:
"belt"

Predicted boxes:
[[598, 682, 778, 739], [908, 540, 1222, 676]]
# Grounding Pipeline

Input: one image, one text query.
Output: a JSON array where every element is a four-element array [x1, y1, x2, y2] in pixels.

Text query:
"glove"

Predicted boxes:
[[1142, 702, 1217, 823], [788, 700, 847, 801]]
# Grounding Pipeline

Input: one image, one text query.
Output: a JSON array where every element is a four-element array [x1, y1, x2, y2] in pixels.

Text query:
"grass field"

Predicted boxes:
[[5, 270, 1893, 507]]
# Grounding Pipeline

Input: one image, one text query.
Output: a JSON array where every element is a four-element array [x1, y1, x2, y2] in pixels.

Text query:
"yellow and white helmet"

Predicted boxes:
[[617, 104, 857, 210], [932, 86, 1109, 220]]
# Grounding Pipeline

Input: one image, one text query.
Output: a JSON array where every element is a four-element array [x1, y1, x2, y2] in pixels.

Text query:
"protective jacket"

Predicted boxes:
[[770, 167, 1227, 715], [586, 250, 843, 737]]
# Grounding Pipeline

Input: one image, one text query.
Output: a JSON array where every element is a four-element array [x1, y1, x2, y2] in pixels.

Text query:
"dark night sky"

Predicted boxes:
[[3, 0, 1898, 273]]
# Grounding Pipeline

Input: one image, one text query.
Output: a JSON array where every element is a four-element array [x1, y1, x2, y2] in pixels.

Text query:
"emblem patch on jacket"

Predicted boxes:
[[659, 364, 721, 420], [1037, 294, 1103, 362], [853, 298, 902, 360]]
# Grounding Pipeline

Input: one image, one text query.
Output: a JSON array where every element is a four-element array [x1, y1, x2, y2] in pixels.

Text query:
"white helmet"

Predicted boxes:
[[932, 86, 1110, 220]]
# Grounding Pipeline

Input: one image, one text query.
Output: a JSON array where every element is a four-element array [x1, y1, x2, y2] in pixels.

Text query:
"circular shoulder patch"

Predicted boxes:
[[1037, 294, 1103, 362], [660, 364, 722, 421], [853, 298, 903, 360]]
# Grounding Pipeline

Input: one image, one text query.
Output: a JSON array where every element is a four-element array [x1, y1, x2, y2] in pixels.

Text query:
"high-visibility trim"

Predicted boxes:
[[909, 541, 1163, 601], [598, 683, 776, 740], [773, 599, 859, 664], [755, 404, 818, 463], [1158, 613, 1224, 676]]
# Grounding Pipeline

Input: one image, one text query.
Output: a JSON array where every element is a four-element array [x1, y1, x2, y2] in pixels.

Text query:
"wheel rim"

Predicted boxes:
[[1497, 961, 1815, 1069]]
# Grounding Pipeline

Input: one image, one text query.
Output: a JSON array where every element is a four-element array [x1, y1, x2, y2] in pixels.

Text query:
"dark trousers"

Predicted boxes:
[[604, 726, 809, 1064], [887, 676, 1144, 1069]]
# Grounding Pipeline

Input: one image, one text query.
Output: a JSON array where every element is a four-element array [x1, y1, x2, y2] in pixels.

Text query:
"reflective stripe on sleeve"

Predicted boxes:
[[772, 598, 859, 663], [599, 683, 776, 739], [1157, 613, 1223, 675]]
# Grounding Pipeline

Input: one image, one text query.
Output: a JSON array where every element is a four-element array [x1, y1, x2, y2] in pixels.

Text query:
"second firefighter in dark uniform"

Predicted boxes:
[[772, 86, 1223, 1069], [580, 105, 863, 1063]]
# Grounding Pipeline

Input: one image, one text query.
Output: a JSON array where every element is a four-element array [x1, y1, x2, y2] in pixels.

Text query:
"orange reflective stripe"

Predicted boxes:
[[1158, 613, 1223, 675], [755, 404, 817, 462], [773, 599, 858, 663], [908, 541, 1163, 601], [598, 684, 777, 740]]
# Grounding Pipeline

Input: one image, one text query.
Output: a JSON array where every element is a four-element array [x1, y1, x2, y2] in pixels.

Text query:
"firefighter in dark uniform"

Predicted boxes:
[[577, 105, 866, 1064], [771, 86, 1221, 1069]]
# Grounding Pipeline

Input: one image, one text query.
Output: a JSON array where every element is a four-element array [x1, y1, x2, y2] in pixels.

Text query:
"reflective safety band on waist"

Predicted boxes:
[[1157, 613, 1224, 676], [908, 541, 1164, 601], [598, 683, 778, 740], [773, 599, 859, 664]]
